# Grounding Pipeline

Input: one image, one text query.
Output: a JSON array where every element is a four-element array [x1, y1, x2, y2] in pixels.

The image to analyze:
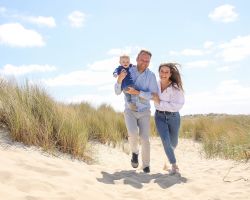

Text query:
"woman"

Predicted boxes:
[[152, 63, 185, 175]]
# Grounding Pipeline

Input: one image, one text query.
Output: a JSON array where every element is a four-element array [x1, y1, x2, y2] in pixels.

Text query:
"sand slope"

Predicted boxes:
[[0, 129, 250, 200]]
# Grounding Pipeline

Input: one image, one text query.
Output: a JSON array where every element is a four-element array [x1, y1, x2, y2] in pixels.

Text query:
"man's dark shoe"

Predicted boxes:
[[143, 166, 150, 173], [131, 153, 139, 168]]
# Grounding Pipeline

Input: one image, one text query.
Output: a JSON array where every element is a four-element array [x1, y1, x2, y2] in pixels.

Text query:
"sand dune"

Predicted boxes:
[[0, 128, 250, 200]]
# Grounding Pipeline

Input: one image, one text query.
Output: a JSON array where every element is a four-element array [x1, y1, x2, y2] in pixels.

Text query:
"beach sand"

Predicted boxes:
[[1, 128, 250, 200]]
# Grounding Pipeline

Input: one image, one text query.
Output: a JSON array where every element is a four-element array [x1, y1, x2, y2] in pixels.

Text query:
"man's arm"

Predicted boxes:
[[138, 73, 158, 100], [126, 87, 140, 95], [114, 70, 127, 95]]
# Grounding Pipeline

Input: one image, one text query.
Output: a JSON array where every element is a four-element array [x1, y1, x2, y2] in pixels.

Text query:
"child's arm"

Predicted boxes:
[[113, 66, 122, 78], [113, 68, 119, 77]]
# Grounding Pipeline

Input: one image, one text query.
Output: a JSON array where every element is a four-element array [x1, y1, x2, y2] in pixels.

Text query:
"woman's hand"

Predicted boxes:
[[117, 70, 127, 84], [152, 93, 160, 104], [126, 87, 140, 95]]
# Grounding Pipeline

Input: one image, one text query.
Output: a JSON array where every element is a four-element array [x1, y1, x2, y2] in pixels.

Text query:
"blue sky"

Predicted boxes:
[[1, 0, 250, 115]]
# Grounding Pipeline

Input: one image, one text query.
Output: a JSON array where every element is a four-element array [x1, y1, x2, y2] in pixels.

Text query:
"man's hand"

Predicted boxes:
[[117, 70, 127, 84], [126, 87, 140, 95], [152, 93, 160, 104]]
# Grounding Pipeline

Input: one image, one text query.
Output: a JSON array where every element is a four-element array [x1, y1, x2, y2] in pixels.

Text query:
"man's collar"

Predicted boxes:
[[136, 65, 149, 73]]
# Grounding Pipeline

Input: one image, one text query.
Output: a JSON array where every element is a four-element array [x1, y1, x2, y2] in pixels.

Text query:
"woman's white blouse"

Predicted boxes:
[[154, 81, 185, 112]]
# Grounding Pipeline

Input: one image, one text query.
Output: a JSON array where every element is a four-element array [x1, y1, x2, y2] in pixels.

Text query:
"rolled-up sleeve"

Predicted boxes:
[[114, 82, 122, 95], [138, 91, 151, 100], [138, 73, 158, 100]]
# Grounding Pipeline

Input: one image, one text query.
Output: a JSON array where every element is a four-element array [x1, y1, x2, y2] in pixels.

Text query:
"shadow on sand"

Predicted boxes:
[[97, 170, 187, 189]]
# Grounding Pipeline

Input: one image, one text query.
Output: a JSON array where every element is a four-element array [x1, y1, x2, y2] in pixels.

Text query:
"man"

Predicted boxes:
[[114, 50, 158, 173]]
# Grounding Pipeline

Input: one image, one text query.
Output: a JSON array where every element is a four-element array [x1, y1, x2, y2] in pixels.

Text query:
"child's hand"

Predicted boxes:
[[117, 70, 127, 84]]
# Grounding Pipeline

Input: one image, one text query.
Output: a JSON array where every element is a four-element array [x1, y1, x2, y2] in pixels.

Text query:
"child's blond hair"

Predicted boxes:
[[119, 55, 130, 60]]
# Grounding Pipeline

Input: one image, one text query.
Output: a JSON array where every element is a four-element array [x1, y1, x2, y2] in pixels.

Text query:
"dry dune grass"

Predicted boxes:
[[0, 77, 250, 161]]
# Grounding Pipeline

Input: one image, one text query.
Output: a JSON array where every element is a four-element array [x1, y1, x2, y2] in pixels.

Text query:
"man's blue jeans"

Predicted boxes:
[[154, 111, 180, 164]]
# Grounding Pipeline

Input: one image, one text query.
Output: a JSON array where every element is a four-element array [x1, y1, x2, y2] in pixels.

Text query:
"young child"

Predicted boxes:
[[113, 55, 134, 103]]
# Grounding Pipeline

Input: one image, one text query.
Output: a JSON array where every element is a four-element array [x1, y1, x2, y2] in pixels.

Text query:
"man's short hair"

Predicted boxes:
[[137, 49, 152, 57]]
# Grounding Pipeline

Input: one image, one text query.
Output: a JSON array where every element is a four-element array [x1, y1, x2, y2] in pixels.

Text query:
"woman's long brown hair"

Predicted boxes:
[[158, 63, 184, 91]]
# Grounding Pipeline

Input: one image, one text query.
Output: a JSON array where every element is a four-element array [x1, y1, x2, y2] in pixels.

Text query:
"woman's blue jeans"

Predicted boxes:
[[154, 111, 180, 164]]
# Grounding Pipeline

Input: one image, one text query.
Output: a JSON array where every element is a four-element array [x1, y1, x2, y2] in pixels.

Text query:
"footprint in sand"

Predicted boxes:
[[0, 171, 13, 184]]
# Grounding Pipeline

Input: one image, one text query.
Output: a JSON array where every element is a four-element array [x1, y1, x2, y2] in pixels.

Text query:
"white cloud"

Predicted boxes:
[[169, 51, 180, 56], [182, 80, 250, 115], [203, 41, 214, 49], [44, 57, 117, 86], [98, 83, 114, 91], [0, 64, 56, 76], [209, 4, 238, 23], [218, 35, 250, 62], [185, 60, 216, 68], [24, 16, 56, 27], [0, 23, 45, 47], [216, 66, 231, 72], [0, 7, 55, 27], [107, 46, 141, 56], [173, 35, 250, 63], [170, 49, 204, 56], [44, 70, 113, 86], [175, 35, 250, 65], [87, 57, 118, 72], [68, 11, 86, 28], [182, 49, 204, 56]]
